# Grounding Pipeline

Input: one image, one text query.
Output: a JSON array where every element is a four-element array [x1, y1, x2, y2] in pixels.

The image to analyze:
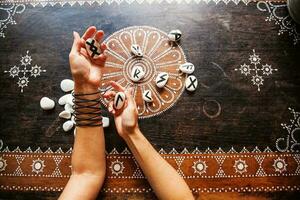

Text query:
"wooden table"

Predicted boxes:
[[0, 0, 300, 199]]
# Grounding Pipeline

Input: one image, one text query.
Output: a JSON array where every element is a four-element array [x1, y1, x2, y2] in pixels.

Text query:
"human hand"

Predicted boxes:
[[103, 81, 139, 138], [69, 26, 107, 94]]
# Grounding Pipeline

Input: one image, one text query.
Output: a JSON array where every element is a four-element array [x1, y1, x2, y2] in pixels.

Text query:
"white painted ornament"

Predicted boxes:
[[59, 110, 71, 119], [168, 29, 182, 42], [179, 62, 195, 74], [85, 38, 101, 59], [131, 44, 143, 57], [114, 92, 126, 109], [63, 120, 74, 132], [102, 117, 110, 128], [64, 103, 74, 113], [142, 90, 153, 102], [130, 66, 145, 82], [156, 72, 169, 88], [185, 75, 198, 92], [60, 79, 74, 92], [40, 97, 55, 110]]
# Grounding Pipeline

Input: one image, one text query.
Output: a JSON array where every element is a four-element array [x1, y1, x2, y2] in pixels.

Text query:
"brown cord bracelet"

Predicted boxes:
[[72, 91, 103, 127]]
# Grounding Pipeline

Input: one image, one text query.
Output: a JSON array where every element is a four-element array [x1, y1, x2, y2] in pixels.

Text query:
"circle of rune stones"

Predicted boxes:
[[96, 26, 197, 118]]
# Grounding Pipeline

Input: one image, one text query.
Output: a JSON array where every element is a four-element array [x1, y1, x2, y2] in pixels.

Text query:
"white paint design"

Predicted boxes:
[[215, 156, 226, 177], [235, 49, 277, 91], [257, 2, 300, 45], [110, 160, 125, 176], [31, 158, 45, 174], [0, 142, 274, 155], [0, 157, 7, 172], [276, 107, 300, 153], [192, 160, 208, 175], [175, 156, 185, 177], [273, 157, 287, 173], [3, 50, 46, 93], [132, 158, 144, 178], [1, 139, 300, 181], [202, 99, 222, 119], [234, 159, 248, 174], [52, 156, 63, 177], [0, 3, 25, 38], [1, 0, 252, 8], [100, 26, 187, 118], [254, 155, 266, 176], [294, 154, 300, 175], [13, 155, 25, 176]]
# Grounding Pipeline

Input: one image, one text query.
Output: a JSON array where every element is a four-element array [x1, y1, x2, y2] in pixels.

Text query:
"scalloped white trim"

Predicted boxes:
[[0, 0, 253, 7]]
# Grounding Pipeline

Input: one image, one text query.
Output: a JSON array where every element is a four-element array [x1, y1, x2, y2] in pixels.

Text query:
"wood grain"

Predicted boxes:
[[0, 0, 299, 199]]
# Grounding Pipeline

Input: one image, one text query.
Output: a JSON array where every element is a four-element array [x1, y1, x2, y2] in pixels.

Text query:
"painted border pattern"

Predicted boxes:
[[0, 142, 300, 193], [0, 0, 256, 7]]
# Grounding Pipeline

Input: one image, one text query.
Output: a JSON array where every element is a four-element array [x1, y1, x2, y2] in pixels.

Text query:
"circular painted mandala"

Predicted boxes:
[[100, 26, 187, 118]]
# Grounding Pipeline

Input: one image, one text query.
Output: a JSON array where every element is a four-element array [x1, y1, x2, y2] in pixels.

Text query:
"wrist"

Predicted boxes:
[[74, 83, 100, 100], [121, 126, 142, 141]]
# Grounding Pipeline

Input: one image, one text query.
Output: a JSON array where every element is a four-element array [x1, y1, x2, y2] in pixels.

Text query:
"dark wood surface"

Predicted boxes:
[[0, 1, 300, 199]]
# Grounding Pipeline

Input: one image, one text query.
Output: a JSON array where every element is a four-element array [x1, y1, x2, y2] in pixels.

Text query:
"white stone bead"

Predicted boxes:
[[185, 75, 198, 92], [59, 110, 71, 119], [63, 120, 74, 132], [102, 117, 109, 128], [65, 94, 74, 106], [142, 90, 153, 102], [114, 92, 126, 109], [40, 97, 55, 110], [179, 62, 195, 74], [85, 38, 101, 59], [58, 93, 72, 106], [64, 103, 74, 113], [60, 79, 74, 92], [130, 65, 145, 82], [131, 44, 143, 57], [168, 29, 182, 42], [71, 115, 75, 124], [156, 72, 169, 88]]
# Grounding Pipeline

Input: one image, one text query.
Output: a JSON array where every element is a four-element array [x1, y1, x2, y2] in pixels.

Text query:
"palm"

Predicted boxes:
[[114, 100, 138, 136], [69, 27, 107, 91], [71, 50, 104, 88]]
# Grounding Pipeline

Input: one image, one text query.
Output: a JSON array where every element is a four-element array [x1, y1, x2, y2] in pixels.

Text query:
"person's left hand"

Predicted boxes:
[[69, 26, 107, 94]]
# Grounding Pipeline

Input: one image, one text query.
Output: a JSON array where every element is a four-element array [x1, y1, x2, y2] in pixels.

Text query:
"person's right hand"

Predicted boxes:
[[103, 81, 139, 138]]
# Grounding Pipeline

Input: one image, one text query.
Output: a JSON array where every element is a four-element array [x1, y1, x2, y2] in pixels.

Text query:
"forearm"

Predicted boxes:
[[123, 129, 194, 200], [72, 126, 106, 176]]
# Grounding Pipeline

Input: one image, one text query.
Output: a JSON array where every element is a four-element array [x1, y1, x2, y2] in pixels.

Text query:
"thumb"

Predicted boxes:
[[71, 31, 81, 55]]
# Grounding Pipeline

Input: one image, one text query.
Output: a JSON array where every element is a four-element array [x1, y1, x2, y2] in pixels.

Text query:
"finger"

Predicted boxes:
[[94, 30, 104, 43], [103, 91, 116, 99], [110, 81, 125, 92], [108, 101, 116, 114], [70, 31, 82, 55], [82, 26, 96, 40], [94, 50, 107, 64], [100, 43, 107, 52], [97, 53, 107, 62], [125, 87, 135, 105], [79, 48, 89, 58], [80, 38, 86, 48]]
